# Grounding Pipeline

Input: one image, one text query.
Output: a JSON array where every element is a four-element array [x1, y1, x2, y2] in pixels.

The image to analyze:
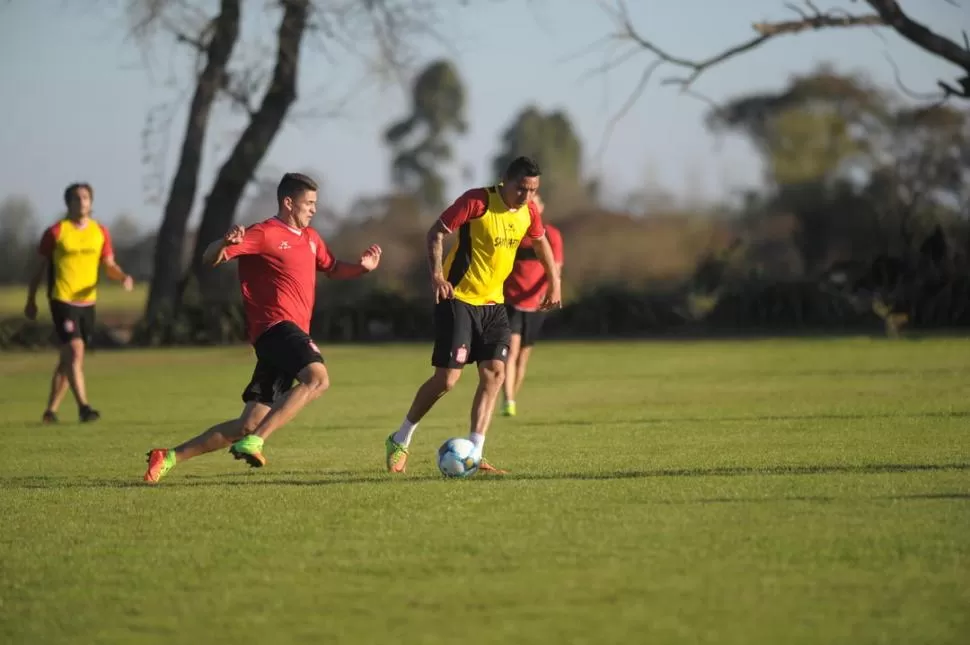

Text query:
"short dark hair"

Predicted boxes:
[[503, 156, 541, 181], [277, 172, 318, 204], [64, 182, 93, 206]]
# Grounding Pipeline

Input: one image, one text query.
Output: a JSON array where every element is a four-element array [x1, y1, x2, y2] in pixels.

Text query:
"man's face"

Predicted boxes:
[[501, 175, 540, 209], [286, 189, 317, 228], [68, 187, 92, 218]]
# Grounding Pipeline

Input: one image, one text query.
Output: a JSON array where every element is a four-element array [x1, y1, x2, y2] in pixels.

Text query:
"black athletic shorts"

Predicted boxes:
[[241, 321, 324, 405], [431, 300, 511, 369], [50, 300, 95, 345], [506, 305, 546, 347]]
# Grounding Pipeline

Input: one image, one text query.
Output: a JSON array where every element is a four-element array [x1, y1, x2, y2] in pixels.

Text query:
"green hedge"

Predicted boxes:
[[4, 277, 969, 351]]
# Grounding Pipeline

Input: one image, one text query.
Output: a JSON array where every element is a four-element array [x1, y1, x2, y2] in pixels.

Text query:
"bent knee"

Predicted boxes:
[[480, 361, 505, 385], [299, 362, 330, 397], [431, 368, 462, 393]]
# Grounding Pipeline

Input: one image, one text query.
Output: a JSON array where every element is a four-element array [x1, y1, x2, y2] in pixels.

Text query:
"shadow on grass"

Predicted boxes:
[[647, 492, 970, 505], [526, 409, 970, 427], [3, 461, 969, 491], [8, 410, 968, 431]]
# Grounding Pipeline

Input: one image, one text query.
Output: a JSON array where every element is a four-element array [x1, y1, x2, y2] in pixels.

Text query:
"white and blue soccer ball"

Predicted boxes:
[[437, 437, 480, 478]]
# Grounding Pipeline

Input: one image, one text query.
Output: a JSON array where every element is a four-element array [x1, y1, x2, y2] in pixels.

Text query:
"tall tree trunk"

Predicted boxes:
[[180, 0, 309, 329], [144, 0, 241, 330]]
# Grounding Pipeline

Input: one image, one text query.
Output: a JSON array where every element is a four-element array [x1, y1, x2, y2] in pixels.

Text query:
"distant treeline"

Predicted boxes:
[[2, 66, 969, 348]]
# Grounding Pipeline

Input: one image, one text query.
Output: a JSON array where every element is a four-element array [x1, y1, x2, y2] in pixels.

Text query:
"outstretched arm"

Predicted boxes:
[[203, 238, 230, 267], [205, 225, 242, 267], [323, 244, 382, 280], [205, 225, 251, 267]]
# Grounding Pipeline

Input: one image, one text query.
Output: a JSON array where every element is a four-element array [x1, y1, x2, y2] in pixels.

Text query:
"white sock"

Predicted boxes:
[[469, 432, 486, 459], [392, 418, 418, 447]]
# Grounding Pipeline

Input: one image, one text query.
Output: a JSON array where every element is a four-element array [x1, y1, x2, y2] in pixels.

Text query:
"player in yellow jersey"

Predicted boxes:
[[24, 183, 135, 423], [385, 157, 562, 474]]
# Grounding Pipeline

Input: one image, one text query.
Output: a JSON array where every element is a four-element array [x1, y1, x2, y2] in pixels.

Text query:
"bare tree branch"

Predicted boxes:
[[752, 12, 883, 36], [220, 66, 264, 116], [303, 0, 449, 94], [133, 0, 241, 322], [596, 57, 663, 160], [171, 26, 208, 52], [605, 0, 970, 101], [862, 0, 970, 98], [592, 0, 970, 155], [140, 97, 183, 204], [604, 0, 885, 92], [883, 52, 949, 103]]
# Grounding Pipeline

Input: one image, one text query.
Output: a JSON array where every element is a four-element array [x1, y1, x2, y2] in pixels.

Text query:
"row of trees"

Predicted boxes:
[[127, 0, 970, 334], [3, 61, 967, 346], [2, 0, 968, 347]]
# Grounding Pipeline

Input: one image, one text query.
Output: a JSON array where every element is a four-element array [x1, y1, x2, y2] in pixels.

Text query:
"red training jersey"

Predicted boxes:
[[503, 222, 563, 311], [222, 217, 335, 344]]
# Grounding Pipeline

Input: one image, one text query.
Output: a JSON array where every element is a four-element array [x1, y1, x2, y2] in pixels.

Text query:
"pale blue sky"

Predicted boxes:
[[0, 0, 965, 231]]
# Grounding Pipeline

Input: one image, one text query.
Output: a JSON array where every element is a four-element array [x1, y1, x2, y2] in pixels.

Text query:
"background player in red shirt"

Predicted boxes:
[[500, 193, 564, 417], [144, 173, 382, 483]]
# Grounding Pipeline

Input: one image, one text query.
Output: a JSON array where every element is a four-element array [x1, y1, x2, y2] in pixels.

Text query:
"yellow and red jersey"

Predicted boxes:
[[38, 218, 114, 305], [440, 186, 545, 306]]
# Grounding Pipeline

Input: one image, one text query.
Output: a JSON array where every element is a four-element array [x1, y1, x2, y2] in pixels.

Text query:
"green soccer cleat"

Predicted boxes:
[[229, 434, 266, 468], [502, 400, 517, 417], [144, 448, 176, 484], [385, 433, 409, 473]]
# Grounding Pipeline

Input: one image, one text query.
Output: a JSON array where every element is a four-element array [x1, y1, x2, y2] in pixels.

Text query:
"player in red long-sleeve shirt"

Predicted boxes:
[[500, 193, 564, 416], [144, 173, 382, 483]]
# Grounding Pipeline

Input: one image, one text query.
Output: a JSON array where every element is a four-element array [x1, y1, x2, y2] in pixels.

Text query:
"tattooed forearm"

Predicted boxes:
[[427, 222, 447, 277]]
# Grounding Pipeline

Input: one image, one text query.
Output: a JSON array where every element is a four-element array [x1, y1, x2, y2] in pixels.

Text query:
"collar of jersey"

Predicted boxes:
[[270, 216, 304, 236]]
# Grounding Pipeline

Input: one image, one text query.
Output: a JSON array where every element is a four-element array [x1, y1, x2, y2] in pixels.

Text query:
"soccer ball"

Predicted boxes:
[[437, 437, 480, 478]]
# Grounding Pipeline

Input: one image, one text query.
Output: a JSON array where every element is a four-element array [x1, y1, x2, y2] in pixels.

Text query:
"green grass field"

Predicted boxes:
[[0, 283, 147, 319], [1, 338, 968, 644]]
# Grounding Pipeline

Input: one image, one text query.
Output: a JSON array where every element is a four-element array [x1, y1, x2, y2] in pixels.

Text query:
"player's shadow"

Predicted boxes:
[[504, 461, 970, 482], [569, 492, 970, 505], [3, 461, 969, 491], [526, 409, 970, 428]]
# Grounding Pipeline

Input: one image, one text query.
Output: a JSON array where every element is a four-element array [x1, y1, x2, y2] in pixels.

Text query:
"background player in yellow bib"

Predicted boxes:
[[24, 182, 135, 423], [385, 157, 562, 474]]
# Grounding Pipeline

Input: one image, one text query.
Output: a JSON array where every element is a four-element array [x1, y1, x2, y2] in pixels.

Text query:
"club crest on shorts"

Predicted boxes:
[[453, 344, 468, 364], [63, 319, 75, 333]]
